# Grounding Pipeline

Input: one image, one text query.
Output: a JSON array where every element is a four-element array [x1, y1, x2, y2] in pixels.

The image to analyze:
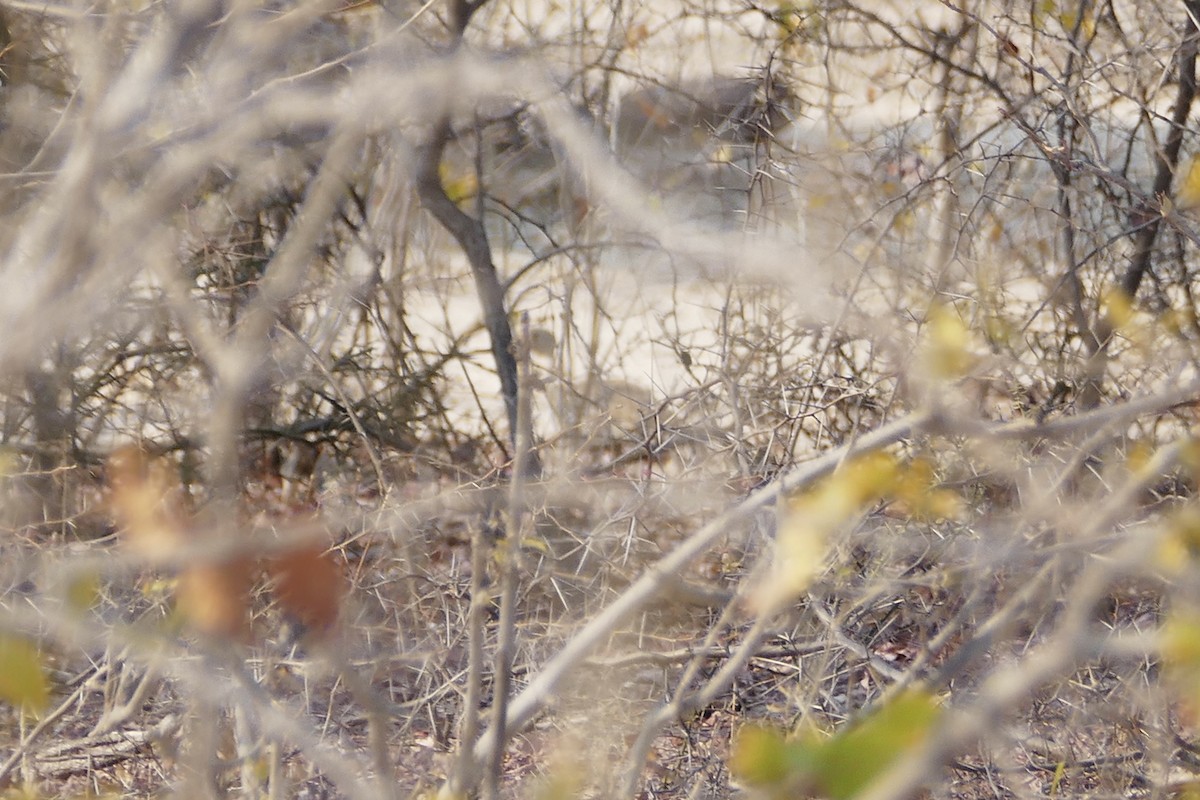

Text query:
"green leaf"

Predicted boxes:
[[816, 689, 941, 799], [730, 690, 941, 800], [730, 724, 821, 793]]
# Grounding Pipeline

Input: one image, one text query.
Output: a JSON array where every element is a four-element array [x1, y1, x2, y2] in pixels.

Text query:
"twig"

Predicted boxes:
[[450, 488, 491, 795], [579, 641, 827, 671], [483, 313, 534, 799]]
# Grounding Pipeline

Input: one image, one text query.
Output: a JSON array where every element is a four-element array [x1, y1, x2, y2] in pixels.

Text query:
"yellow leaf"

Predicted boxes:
[[1057, 9, 1095, 37], [1050, 760, 1067, 796], [0, 636, 50, 716], [1033, 0, 1056, 26], [1101, 288, 1135, 331], [1182, 439, 1200, 477], [840, 451, 900, 506], [140, 576, 176, 598], [438, 161, 479, 204], [530, 756, 585, 800], [66, 572, 100, 612], [891, 458, 962, 521], [1156, 506, 1200, 574], [923, 304, 977, 379], [1, 783, 42, 800], [983, 312, 1013, 348], [1161, 307, 1186, 336], [806, 192, 831, 210], [519, 535, 552, 555], [1162, 612, 1200, 722], [0, 447, 17, 478], [752, 453, 899, 614], [1165, 615, 1200, 667], [1178, 155, 1200, 211], [754, 510, 829, 615], [1126, 440, 1154, 474]]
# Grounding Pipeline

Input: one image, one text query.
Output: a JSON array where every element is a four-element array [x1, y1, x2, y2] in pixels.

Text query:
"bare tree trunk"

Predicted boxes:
[[412, 0, 520, 450], [24, 359, 72, 536], [414, 121, 518, 445]]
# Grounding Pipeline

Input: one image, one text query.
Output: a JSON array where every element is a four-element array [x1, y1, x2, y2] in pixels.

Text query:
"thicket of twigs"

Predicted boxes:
[[6, 1, 1200, 798]]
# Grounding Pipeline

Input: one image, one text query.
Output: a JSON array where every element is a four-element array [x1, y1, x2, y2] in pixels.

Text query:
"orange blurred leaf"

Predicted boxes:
[[178, 557, 254, 641], [267, 543, 343, 640], [107, 445, 187, 561], [109, 445, 253, 640]]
